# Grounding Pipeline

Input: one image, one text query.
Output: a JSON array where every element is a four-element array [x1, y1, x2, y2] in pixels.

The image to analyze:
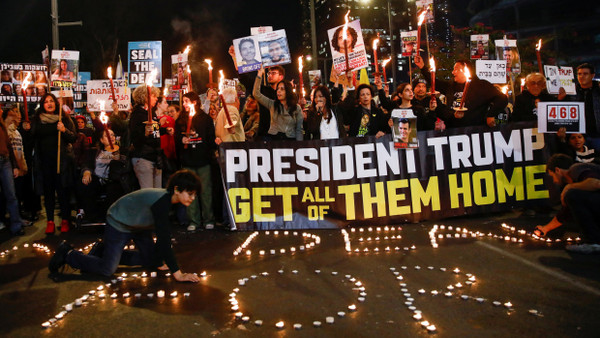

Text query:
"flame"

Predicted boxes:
[[382, 58, 392, 68], [535, 39, 542, 51], [342, 10, 350, 41], [463, 66, 471, 81], [98, 100, 108, 124], [187, 65, 191, 75], [163, 87, 168, 96], [218, 70, 225, 93], [429, 57, 436, 72], [298, 56, 303, 73], [187, 103, 196, 117], [418, 10, 426, 26], [183, 45, 191, 54], [501, 86, 508, 95], [372, 38, 379, 51], [21, 72, 32, 91], [204, 59, 213, 70], [145, 68, 158, 87], [107, 66, 113, 79], [521, 78, 526, 87]]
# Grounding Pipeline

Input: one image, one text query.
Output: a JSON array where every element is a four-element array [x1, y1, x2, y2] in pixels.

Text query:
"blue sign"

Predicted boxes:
[[127, 41, 162, 88]]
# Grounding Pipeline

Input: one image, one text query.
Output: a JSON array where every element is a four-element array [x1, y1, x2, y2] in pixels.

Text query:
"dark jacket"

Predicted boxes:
[[174, 108, 216, 168], [576, 81, 600, 137], [129, 105, 161, 162], [510, 90, 555, 122], [304, 105, 348, 140]]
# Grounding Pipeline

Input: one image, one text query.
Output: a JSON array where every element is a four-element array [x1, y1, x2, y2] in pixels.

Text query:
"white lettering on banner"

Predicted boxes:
[[225, 129, 545, 183]]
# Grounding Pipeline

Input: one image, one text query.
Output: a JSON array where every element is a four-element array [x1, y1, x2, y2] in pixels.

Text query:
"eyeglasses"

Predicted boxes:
[[527, 80, 545, 86]]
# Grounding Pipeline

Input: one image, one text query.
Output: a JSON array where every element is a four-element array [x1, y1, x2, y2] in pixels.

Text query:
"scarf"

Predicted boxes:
[[39, 113, 60, 124]]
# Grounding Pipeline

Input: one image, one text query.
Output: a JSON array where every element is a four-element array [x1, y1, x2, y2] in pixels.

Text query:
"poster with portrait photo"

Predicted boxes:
[[171, 53, 189, 90], [308, 70, 322, 89], [233, 36, 262, 74], [470, 34, 489, 60], [51, 88, 75, 116], [50, 50, 79, 89], [391, 109, 418, 149], [327, 19, 368, 73], [258, 29, 291, 67], [416, 0, 434, 23], [400, 31, 418, 57], [494, 39, 521, 75], [1, 63, 47, 103]]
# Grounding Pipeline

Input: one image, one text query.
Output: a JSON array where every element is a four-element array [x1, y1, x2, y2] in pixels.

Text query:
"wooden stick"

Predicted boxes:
[[57, 89, 63, 174]]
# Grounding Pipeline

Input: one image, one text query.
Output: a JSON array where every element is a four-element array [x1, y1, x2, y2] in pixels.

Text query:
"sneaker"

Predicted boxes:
[[205, 223, 214, 230], [49, 241, 73, 274], [45, 221, 55, 234], [187, 224, 197, 231], [565, 244, 600, 254], [60, 220, 70, 233]]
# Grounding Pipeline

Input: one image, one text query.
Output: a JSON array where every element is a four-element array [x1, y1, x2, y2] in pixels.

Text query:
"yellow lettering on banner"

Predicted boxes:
[[495, 168, 524, 203], [253, 188, 276, 222], [448, 173, 472, 208], [338, 184, 361, 220], [362, 182, 387, 219], [301, 187, 315, 202], [525, 165, 550, 199], [472, 171, 496, 205], [229, 188, 250, 223], [386, 179, 410, 216], [275, 187, 298, 221], [410, 177, 441, 212]]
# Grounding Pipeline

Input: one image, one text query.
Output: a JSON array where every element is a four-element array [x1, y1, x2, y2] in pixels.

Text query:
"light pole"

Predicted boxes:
[[51, 0, 83, 50]]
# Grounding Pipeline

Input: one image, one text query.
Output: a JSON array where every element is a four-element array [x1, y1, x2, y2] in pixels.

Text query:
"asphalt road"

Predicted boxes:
[[1, 210, 599, 337]]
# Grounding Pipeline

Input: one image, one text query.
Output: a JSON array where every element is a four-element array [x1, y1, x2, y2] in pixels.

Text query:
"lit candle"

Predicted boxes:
[[382, 58, 391, 83], [416, 10, 427, 55], [429, 57, 436, 101], [342, 10, 351, 72], [275, 321, 284, 329], [187, 65, 192, 92], [20, 72, 32, 122], [297, 56, 305, 98], [157, 290, 165, 298], [107, 66, 117, 105], [458, 66, 471, 109], [535, 39, 543, 73], [204, 59, 213, 86], [372, 35, 379, 74]]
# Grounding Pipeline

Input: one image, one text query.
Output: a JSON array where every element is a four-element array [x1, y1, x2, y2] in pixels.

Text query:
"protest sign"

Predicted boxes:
[[416, 0, 434, 23], [328, 20, 369, 73], [1, 63, 48, 103], [251, 26, 272, 36], [308, 70, 322, 88], [400, 31, 418, 57], [87, 79, 131, 112], [218, 122, 551, 230], [233, 36, 262, 74], [257, 30, 291, 67], [74, 71, 90, 112], [50, 50, 79, 89], [537, 102, 585, 133], [391, 109, 418, 149], [470, 34, 489, 60], [475, 60, 507, 84], [164, 79, 179, 101], [171, 52, 189, 90], [128, 41, 162, 87], [544, 66, 576, 95], [495, 39, 521, 75]]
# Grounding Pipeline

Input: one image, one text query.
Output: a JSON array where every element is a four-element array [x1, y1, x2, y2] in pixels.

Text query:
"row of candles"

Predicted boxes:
[[232, 231, 321, 257], [230, 268, 364, 330]]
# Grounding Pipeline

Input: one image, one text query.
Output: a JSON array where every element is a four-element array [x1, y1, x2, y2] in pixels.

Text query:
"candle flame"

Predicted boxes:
[[187, 65, 191, 75], [521, 78, 526, 86], [204, 59, 213, 70], [298, 56, 303, 73], [107, 66, 113, 79], [342, 10, 351, 41], [187, 103, 196, 117], [183, 45, 191, 54], [98, 100, 108, 124], [163, 87, 168, 96], [429, 57, 436, 72], [382, 57, 392, 68], [501, 85, 509, 95], [536, 39, 542, 51], [372, 38, 379, 51], [218, 70, 225, 93], [145, 68, 158, 87], [463, 66, 471, 81], [21, 72, 32, 91], [418, 10, 426, 26]]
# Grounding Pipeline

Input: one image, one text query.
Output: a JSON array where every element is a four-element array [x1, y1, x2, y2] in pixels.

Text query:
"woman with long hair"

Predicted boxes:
[[304, 85, 347, 140]]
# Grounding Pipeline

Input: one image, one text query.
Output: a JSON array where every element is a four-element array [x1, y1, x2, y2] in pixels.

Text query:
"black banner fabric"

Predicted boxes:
[[219, 122, 553, 230]]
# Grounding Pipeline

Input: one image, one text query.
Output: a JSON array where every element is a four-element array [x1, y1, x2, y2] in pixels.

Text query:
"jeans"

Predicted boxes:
[[66, 224, 155, 276], [132, 157, 162, 189], [564, 189, 600, 243], [0, 156, 22, 233], [184, 165, 214, 226]]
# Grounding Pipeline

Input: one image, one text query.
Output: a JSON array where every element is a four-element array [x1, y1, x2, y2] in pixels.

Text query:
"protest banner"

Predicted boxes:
[[218, 122, 551, 230], [400, 31, 418, 57], [1, 63, 48, 103], [308, 70, 322, 88], [544, 65, 576, 95], [171, 52, 189, 90], [128, 41, 162, 87], [537, 102, 585, 133], [50, 50, 79, 88], [74, 71, 90, 112], [391, 109, 418, 149], [475, 60, 507, 84], [233, 36, 262, 74], [470, 34, 489, 60], [257, 30, 291, 67], [416, 0, 434, 23], [87, 79, 131, 112], [495, 39, 521, 75], [328, 20, 369, 73]]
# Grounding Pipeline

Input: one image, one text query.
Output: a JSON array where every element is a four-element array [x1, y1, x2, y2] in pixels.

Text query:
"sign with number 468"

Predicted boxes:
[[537, 102, 585, 133]]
